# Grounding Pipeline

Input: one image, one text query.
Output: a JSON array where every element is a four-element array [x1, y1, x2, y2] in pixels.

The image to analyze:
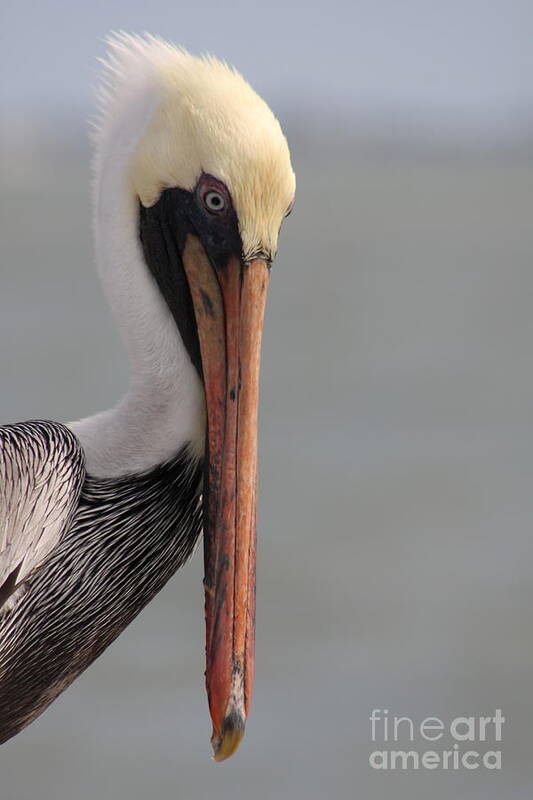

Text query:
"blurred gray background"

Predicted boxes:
[[1, 1, 533, 798]]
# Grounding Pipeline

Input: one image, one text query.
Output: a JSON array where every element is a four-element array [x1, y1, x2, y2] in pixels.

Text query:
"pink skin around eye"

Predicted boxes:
[[197, 173, 231, 214]]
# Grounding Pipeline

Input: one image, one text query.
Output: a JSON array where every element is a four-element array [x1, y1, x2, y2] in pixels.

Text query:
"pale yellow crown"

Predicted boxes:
[[97, 33, 295, 259]]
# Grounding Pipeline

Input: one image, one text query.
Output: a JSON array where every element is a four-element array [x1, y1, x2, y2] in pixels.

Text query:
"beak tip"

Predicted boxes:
[[211, 709, 246, 762]]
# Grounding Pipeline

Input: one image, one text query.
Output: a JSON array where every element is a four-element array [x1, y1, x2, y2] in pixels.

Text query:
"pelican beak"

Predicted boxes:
[[182, 234, 269, 761]]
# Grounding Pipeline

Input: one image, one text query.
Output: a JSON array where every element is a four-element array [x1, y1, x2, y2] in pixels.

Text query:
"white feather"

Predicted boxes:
[[70, 34, 205, 477]]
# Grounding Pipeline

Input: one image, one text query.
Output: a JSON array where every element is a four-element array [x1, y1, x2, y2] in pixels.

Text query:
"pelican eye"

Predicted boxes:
[[204, 190, 226, 213]]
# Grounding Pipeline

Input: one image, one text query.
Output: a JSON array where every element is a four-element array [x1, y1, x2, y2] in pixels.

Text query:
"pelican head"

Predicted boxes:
[[93, 34, 295, 760]]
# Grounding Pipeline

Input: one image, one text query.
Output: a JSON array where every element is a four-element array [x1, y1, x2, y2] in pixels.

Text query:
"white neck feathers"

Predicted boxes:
[[69, 35, 204, 478]]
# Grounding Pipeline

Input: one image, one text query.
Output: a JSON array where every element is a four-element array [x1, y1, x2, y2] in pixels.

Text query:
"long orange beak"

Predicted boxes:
[[182, 234, 269, 761]]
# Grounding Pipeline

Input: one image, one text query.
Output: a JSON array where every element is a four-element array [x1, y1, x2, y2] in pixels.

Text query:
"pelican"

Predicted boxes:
[[0, 33, 295, 761]]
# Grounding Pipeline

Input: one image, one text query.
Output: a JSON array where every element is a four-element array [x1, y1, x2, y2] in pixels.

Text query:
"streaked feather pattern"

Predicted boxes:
[[0, 422, 203, 742], [0, 421, 85, 610]]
